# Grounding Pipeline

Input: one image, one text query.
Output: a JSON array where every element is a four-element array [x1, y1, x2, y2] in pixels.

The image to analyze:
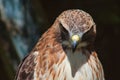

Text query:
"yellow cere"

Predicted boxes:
[[71, 35, 80, 41]]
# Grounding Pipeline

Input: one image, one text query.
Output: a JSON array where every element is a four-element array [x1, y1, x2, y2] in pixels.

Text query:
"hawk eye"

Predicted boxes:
[[60, 23, 69, 40], [81, 25, 96, 43]]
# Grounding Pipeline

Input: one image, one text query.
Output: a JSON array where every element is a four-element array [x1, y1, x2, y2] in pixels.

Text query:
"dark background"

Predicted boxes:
[[0, 0, 120, 80]]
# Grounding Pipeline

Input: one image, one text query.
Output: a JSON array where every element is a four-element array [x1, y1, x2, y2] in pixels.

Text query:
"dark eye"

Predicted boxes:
[[60, 23, 69, 40], [81, 25, 96, 43]]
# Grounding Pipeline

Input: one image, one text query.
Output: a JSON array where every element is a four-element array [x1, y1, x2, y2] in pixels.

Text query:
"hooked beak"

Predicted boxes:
[[72, 40, 78, 52], [71, 35, 80, 52]]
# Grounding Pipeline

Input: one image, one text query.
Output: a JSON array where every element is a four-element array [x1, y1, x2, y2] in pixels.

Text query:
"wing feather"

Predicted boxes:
[[15, 52, 36, 80], [15, 27, 64, 80]]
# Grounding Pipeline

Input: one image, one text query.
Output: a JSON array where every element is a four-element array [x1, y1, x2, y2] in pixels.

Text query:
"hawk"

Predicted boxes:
[[15, 9, 105, 80]]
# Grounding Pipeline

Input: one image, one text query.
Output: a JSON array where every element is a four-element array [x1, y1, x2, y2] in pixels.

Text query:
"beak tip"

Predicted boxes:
[[72, 41, 77, 53]]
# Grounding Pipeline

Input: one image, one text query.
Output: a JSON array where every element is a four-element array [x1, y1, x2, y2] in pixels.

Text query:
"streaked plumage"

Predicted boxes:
[[15, 9, 105, 80]]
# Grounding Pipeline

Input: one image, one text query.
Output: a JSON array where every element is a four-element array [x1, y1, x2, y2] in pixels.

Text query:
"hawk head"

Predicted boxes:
[[55, 9, 96, 53]]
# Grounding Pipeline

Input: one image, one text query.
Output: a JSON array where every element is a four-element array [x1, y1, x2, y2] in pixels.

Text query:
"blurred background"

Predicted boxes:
[[0, 0, 120, 80]]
